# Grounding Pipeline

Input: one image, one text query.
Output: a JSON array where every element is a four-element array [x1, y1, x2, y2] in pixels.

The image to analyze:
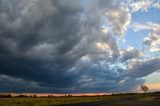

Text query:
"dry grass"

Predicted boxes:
[[0, 92, 160, 106]]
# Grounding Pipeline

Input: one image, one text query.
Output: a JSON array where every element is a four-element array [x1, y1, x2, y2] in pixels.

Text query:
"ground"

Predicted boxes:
[[0, 93, 160, 106]]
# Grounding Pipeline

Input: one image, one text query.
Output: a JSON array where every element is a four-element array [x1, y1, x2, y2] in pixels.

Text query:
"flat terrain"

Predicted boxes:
[[0, 93, 160, 106]]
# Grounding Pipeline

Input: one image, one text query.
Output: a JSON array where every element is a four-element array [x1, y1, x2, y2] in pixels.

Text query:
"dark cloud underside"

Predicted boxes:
[[0, 0, 160, 93]]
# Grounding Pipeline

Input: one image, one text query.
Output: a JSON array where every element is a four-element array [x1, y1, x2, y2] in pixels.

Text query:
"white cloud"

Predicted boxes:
[[144, 33, 160, 52], [128, 0, 160, 13], [96, 42, 110, 50], [120, 46, 143, 62], [130, 1, 152, 12], [105, 7, 131, 36], [154, 2, 160, 8], [132, 22, 160, 32], [132, 22, 160, 52]]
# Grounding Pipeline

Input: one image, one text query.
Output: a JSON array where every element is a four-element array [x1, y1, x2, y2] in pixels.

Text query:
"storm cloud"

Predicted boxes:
[[0, 0, 160, 93]]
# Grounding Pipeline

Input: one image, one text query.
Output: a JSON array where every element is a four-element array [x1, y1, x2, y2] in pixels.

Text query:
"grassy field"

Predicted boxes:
[[0, 93, 160, 106]]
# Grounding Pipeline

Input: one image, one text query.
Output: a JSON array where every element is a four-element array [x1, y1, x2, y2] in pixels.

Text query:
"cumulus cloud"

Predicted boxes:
[[120, 46, 143, 62], [105, 7, 131, 36], [0, 0, 159, 93], [132, 22, 160, 52], [144, 33, 160, 52]]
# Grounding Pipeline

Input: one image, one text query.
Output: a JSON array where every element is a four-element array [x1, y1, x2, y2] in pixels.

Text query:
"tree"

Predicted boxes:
[[140, 85, 149, 93]]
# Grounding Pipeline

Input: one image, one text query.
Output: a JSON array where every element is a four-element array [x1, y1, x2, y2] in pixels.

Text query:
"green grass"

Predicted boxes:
[[0, 93, 160, 106]]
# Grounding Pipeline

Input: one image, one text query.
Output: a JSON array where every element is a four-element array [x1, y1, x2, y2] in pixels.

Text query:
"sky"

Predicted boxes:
[[0, 0, 160, 93]]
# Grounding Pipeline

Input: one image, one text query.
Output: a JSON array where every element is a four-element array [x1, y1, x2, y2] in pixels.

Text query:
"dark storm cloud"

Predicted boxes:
[[0, 74, 42, 93], [0, 0, 84, 90], [0, 0, 160, 93]]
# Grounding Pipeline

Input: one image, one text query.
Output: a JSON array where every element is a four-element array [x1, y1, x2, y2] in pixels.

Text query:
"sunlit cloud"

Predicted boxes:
[[96, 42, 110, 50], [101, 27, 109, 34], [105, 7, 131, 36]]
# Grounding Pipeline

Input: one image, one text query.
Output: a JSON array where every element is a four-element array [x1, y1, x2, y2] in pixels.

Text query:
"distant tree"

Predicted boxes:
[[0, 94, 11, 98], [140, 85, 149, 93], [68, 94, 72, 97], [33, 94, 37, 97], [48, 95, 53, 97]]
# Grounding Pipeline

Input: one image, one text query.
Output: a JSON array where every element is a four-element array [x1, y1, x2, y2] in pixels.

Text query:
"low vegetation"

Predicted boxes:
[[0, 92, 160, 106]]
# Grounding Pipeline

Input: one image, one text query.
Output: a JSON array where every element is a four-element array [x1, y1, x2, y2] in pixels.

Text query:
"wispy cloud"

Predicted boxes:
[[127, 0, 160, 13]]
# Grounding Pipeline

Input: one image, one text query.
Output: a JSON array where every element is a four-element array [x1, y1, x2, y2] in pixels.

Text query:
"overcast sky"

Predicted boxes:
[[0, 0, 160, 93]]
